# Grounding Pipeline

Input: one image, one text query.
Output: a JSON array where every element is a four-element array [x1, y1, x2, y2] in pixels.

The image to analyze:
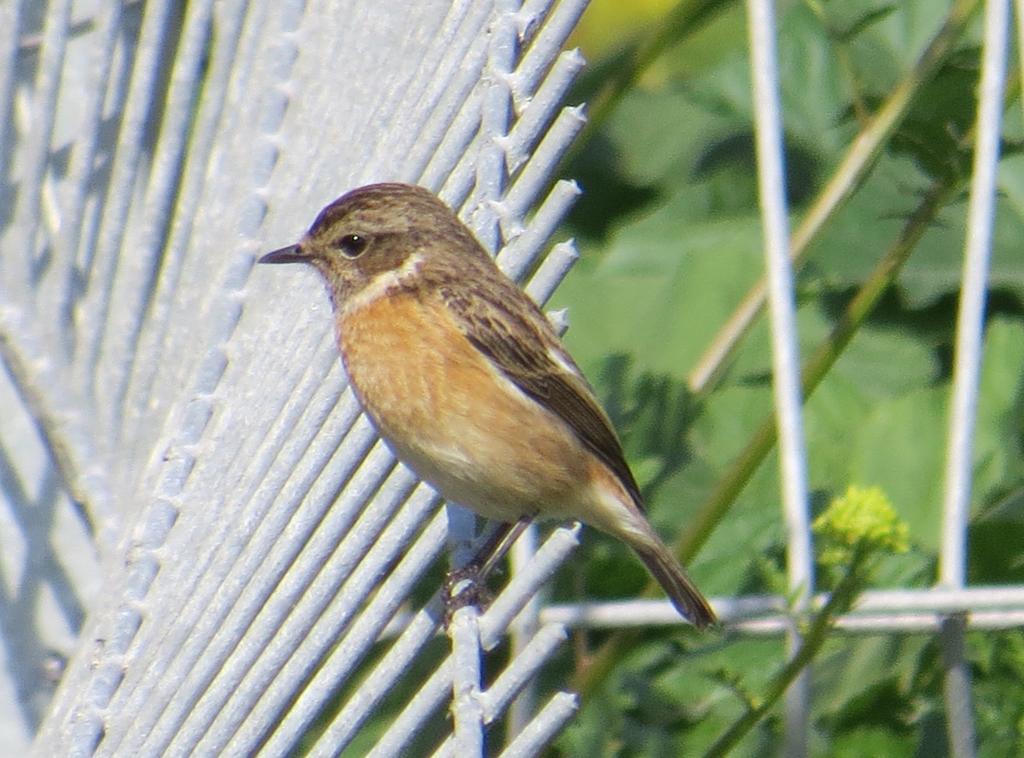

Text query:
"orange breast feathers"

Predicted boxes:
[[336, 291, 592, 523]]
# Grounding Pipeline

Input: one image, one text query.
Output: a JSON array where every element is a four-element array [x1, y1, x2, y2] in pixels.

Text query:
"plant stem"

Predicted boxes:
[[702, 547, 869, 757], [675, 173, 959, 563]]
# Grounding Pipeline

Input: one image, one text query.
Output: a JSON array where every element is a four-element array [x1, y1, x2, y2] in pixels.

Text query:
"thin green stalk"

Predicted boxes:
[[702, 547, 870, 757], [675, 172, 959, 563]]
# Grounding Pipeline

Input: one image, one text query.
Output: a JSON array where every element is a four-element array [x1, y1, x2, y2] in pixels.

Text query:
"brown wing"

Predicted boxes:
[[440, 283, 645, 511]]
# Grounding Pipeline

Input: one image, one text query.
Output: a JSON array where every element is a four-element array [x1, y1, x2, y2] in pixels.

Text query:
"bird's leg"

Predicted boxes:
[[443, 514, 534, 623]]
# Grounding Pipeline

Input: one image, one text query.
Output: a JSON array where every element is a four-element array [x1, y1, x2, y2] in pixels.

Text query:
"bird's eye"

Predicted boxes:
[[336, 233, 368, 258]]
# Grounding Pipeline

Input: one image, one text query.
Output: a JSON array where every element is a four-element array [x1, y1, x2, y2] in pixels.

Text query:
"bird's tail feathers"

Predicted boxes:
[[631, 537, 717, 629]]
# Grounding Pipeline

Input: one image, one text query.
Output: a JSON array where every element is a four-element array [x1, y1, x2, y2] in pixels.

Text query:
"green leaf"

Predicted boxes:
[[557, 190, 765, 379], [973, 318, 1024, 503]]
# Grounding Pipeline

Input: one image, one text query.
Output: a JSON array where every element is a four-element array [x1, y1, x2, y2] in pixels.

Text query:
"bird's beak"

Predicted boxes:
[[259, 244, 308, 265]]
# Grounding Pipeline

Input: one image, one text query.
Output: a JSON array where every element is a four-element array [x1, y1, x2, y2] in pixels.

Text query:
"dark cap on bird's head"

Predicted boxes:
[[259, 183, 494, 306]]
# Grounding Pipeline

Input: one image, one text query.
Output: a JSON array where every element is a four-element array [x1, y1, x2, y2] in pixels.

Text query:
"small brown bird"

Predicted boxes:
[[260, 183, 716, 628]]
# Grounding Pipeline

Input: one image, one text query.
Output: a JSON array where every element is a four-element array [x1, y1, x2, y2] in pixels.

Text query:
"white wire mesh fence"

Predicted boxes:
[[4, 0, 590, 753], [0, 0, 1020, 755]]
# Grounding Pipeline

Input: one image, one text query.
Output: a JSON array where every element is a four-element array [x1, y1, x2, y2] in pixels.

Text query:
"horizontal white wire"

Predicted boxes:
[[734, 610, 1024, 635], [524, 240, 578, 305], [503, 49, 586, 171], [497, 692, 578, 758], [501, 104, 586, 227], [497, 179, 581, 281], [542, 586, 1024, 631], [512, 0, 588, 101]]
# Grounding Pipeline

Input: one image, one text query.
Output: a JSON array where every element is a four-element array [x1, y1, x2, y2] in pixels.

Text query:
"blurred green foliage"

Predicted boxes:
[[545, 0, 1024, 754]]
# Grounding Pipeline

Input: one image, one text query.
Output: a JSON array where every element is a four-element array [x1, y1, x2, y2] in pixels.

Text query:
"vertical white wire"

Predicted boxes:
[[939, 0, 1009, 755], [507, 525, 540, 734], [448, 0, 520, 574], [746, 0, 812, 754], [941, 0, 1008, 593], [472, 0, 518, 248], [450, 607, 485, 757], [449, 3, 521, 745]]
